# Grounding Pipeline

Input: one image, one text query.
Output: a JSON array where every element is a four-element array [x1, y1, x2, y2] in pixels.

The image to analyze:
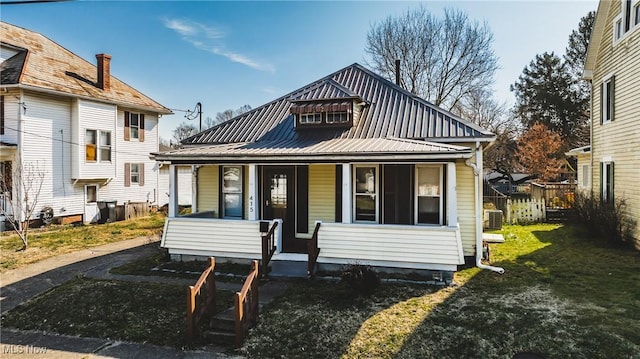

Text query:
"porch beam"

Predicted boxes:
[[341, 163, 352, 223], [446, 162, 458, 226], [168, 164, 179, 218], [248, 164, 258, 220]]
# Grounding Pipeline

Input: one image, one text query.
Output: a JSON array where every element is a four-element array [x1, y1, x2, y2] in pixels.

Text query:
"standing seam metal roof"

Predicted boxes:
[[183, 63, 493, 145]]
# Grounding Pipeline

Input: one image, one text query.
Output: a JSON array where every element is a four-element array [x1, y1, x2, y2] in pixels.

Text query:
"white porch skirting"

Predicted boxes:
[[317, 222, 464, 272], [161, 218, 464, 271]]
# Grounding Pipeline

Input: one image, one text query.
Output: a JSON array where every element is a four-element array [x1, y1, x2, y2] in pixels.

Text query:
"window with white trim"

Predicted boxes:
[[635, 1, 640, 25], [326, 112, 349, 124], [581, 164, 590, 188], [354, 165, 378, 222], [601, 161, 614, 203], [601, 75, 614, 124], [129, 113, 140, 139], [99, 131, 111, 162], [614, 15, 623, 40], [300, 113, 322, 124], [222, 165, 243, 218], [416, 165, 443, 225], [130, 163, 140, 184], [85, 129, 97, 162]]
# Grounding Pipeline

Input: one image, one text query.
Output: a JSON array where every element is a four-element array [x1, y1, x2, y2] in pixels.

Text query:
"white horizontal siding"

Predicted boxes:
[[317, 222, 464, 270], [158, 165, 192, 206], [76, 100, 116, 179], [161, 217, 265, 259], [0, 95, 19, 145], [21, 92, 84, 218], [456, 160, 476, 256]]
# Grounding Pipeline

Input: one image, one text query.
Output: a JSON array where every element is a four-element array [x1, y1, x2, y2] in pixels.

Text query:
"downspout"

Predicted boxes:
[[465, 141, 504, 274]]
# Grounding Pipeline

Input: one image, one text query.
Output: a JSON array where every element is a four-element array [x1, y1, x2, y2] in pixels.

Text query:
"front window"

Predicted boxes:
[[85, 129, 97, 161], [130, 163, 140, 184], [416, 166, 443, 225], [99, 131, 111, 162], [222, 166, 243, 218], [354, 166, 378, 222], [129, 113, 140, 139]]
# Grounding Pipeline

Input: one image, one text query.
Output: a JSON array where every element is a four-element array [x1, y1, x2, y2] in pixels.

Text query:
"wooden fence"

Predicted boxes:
[[506, 198, 547, 224], [186, 257, 216, 342], [235, 260, 260, 348]]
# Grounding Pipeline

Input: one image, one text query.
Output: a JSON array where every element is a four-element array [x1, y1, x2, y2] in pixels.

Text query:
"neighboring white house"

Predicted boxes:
[[156, 63, 503, 276], [0, 21, 172, 225]]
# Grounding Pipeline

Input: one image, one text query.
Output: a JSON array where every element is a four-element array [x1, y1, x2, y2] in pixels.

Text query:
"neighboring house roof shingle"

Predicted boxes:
[[183, 63, 494, 146], [0, 21, 171, 114]]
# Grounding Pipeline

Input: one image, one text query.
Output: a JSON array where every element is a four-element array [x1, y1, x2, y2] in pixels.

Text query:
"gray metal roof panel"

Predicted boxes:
[[182, 63, 493, 146]]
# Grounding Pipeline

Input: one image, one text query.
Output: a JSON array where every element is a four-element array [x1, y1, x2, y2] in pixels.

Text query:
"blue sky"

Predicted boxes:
[[1, 0, 597, 141]]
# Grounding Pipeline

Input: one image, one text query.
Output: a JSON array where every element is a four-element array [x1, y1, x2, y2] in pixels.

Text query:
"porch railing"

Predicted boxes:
[[186, 257, 217, 342], [261, 221, 278, 278], [234, 260, 260, 348], [307, 221, 321, 278]]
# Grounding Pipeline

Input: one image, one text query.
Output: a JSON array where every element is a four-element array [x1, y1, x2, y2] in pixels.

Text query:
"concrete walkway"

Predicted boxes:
[[0, 236, 289, 358]]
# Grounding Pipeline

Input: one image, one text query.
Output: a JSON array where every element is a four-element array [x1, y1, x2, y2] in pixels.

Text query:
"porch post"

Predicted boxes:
[[341, 163, 352, 223], [191, 166, 198, 213], [168, 164, 178, 218], [446, 162, 458, 226], [248, 164, 258, 220]]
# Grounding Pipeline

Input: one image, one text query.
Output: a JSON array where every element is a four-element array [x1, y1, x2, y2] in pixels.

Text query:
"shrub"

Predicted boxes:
[[573, 191, 637, 248], [340, 264, 381, 295]]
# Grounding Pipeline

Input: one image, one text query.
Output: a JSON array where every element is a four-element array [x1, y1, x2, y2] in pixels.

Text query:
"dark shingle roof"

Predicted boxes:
[[184, 63, 494, 146]]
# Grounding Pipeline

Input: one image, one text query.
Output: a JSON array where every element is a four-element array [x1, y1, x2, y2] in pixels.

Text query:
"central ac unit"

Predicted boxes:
[[484, 210, 503, 230]]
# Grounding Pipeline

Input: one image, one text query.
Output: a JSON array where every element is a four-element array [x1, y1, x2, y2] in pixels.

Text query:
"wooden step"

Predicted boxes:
[[202, 330, 236, 345], [210, 307, 235, 332]]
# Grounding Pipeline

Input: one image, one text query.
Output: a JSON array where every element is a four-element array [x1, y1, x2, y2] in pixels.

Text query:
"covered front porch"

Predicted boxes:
[[161, 159, 474, 274]]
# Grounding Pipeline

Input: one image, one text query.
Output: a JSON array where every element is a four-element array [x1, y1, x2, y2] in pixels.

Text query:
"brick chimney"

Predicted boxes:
[[96, 53, 112, 90]]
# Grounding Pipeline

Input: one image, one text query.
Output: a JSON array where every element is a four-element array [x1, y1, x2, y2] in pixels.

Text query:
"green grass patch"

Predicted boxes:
[[0, 214, 166, 272], [243, 223, 640, 358], [1, 278, 234, 348]]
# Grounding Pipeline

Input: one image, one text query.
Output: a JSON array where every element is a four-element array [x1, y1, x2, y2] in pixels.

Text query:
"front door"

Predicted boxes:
[[262, 167, 304, 253]]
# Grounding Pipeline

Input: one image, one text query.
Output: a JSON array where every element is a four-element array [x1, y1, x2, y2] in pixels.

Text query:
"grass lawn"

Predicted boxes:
[[243, 223, 640, 358], [0, 213, 165, 272], [1, 278, 235, 348]]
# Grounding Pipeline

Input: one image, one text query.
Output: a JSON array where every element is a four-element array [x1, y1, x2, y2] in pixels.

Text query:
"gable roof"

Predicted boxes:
[[584, 0, 611, 79], [183, 63, 494, 145], [0, 21, 171, 114]]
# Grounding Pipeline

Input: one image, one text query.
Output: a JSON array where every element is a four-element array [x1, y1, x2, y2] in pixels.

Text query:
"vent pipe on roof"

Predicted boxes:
[[96, 53, 112, 90], [395, 59, 401, 86]]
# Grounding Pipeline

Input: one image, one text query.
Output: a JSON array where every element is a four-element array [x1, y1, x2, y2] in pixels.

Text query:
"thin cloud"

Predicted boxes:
[[163, 18, 274, 73]]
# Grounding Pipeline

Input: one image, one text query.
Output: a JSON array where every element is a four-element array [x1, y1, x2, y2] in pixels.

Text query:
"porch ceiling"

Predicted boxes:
[[153, 137, 473, 163]]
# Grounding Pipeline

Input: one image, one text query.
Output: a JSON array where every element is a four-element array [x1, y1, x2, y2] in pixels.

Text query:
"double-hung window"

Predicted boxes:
[[130, 113, 140, 139], [85, 130, 97, 162], [354, 165, 378, 222], [601, 75, 615, 124], [416, 166, 443, 225], [85, 129, 111, 162], [601, 161, 614, 203], [130, 163, 140, 184], [222, 166, 243, 218]]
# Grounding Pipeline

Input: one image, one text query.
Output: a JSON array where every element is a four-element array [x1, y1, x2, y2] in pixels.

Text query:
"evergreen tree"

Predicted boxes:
[[510, 52, 589, 150]]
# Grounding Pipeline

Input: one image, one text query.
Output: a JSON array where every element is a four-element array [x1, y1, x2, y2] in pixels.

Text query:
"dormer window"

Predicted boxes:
[[291, 100, 354, 129], [300, 113, 323, 124]]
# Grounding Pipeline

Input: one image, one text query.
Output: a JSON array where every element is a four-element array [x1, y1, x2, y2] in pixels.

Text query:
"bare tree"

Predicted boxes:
[[0, 161, 45, 250], [172, 122, 198, 146], [213, 105, 252, 126], [366, 6, 498, 111]]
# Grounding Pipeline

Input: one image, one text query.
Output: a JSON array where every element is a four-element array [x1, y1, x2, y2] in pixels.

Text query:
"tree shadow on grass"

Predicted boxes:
[[393, 224, 640, 359]]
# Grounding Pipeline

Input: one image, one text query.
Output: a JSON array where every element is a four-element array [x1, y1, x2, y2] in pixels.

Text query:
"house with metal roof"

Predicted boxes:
[[0, 21, 172, 227], [155, 63, 504, 277]]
